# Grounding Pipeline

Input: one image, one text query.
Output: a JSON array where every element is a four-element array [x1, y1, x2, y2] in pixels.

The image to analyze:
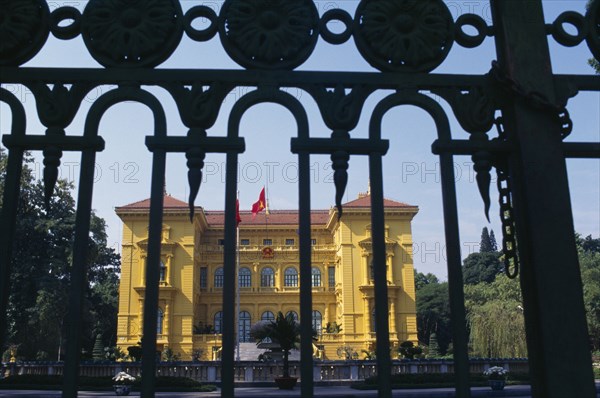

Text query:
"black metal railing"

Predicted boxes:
[[1, 1, 599, 398]]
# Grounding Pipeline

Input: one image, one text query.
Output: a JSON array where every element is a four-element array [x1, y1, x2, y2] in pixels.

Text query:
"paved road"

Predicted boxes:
[[1, 384, 599, 398], [0, 385, 542, 398]]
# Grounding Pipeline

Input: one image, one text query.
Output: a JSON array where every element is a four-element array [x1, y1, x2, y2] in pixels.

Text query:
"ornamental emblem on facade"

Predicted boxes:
[[262, 247, 274, 259]]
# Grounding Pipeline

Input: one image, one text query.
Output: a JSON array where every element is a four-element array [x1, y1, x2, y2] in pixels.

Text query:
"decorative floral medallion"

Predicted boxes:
[[353, 0, 454, 73], [0, 0, 50, 66], [81, 0, 183, 68], [219, 0, 319, 69]]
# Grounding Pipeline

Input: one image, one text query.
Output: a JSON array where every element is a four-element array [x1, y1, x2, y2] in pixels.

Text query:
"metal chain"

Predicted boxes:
[[494, 117, 520, 279], [490, 61, 573, 139]]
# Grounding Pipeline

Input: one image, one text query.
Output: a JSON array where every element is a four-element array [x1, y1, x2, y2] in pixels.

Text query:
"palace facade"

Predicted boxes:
[[115, 191, 419, 360]]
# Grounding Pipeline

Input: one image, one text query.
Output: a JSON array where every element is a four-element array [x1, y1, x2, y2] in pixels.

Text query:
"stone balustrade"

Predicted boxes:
[[1, 359, 528, 383]]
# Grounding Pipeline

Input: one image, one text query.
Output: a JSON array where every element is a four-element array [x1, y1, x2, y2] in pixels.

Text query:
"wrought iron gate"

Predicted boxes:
[[1, 1, 599, 398]]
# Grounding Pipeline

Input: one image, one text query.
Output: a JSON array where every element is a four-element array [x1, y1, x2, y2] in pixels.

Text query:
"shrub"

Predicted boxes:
[[398, 341, 422, 359]]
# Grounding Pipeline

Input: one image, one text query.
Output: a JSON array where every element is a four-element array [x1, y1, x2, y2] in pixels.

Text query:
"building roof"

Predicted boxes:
[[115, 193, 416, 220], [342, 194, 415, 209], [116, 195, 189, 210], [205, 210, 330, 226]]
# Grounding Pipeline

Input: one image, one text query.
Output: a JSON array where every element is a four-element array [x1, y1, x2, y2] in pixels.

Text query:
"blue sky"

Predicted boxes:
[[1, 1, 598, 279]]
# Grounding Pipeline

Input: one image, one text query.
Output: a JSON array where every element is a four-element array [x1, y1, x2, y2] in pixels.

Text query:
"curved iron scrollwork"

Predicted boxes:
[[2, 2, 599, 398], [432, 80, 496, 221], [307, 85, 372, 218]]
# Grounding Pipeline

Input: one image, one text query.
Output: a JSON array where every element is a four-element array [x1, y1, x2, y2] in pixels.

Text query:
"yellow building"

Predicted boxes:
[[115, 191, 419, 360]]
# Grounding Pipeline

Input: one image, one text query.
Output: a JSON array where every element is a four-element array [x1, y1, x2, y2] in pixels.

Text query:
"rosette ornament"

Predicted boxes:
[[81, 0, 183, 68], [219, 0, 319, 69], [0, 0, 50, 66], [354, 0, 454, 73]]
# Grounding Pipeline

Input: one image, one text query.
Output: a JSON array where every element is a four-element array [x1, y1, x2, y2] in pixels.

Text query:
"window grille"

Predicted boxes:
[[214, 267, 224, 288], [238, 267, 251, 288], [261, 267, 274, 287], [284, 267, 299, 287]]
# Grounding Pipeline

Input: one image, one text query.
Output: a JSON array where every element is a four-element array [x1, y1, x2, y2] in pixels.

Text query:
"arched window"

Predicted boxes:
[[312, 310, 322, 335], [261, 267, 274, 287], [261, 311, 275, 321], [311, 267, 321, 287], [157, 308, 164, 335], [284, 267, 298, 287], [286, 311, 298, 321], [214, 311, 223, 334], [214, 267, 224, 288], [239, 311, 251, 342], [159, 261, 167, 282], [239, 267, 251, 287]]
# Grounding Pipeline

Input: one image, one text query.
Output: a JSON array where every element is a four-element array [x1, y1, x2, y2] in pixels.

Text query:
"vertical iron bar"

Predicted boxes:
[[298, 150, 313, 398], [0, 149, 24, 349], [491, 2, 595, 397], [140, 150, 166, 398], [439, 152, 470, 398], [222, 151, 239, 398], [368, 153, 391, 398], [62, 149, 98, 398]]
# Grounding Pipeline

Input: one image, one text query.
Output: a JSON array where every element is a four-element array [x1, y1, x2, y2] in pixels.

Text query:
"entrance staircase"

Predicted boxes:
[[236, 342, 300, 361]]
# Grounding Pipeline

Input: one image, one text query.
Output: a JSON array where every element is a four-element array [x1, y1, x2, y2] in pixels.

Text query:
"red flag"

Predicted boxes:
[[251, 187, 266, 219], [236, 199, 242, 226]]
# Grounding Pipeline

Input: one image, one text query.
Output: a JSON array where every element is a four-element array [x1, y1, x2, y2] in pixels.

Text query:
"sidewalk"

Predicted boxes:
[[1, 383, 599, 398]]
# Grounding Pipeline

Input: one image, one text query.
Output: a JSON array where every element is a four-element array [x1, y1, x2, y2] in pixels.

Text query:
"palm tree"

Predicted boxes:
[[250, 311, 299, 378]]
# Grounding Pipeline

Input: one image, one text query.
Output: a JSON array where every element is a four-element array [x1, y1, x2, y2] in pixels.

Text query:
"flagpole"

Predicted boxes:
[[236, 192, 241, 362]]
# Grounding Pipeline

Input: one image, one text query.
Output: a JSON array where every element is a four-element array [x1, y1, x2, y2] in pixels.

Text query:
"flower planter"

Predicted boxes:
[[488, 379, 506, 391], [274, 376, 298, 390], [113, 385, 132, 396]]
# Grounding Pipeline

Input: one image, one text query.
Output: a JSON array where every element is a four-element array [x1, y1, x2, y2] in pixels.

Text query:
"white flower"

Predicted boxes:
[[483, 366, 507, 376], [112, 371, 136, 383]]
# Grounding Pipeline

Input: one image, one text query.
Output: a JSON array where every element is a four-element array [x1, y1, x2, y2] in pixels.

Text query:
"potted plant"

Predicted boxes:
[[250, 312, 301, 389], [112, 371, 136, 396], [484, 366, 507, 390]]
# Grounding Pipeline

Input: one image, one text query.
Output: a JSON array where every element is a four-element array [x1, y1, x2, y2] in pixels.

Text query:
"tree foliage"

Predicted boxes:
[[576, 233, 600, 351], [250, 312, 301, 377], [465, 274, 527, 358], [480, 227, 493, 253], [0, 148, 120, 360], [415, 271, 451, 355], [462, 252, 503, 285]]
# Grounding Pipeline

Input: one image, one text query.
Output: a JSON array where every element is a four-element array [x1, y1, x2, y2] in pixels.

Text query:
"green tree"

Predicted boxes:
[[414, 271, 439, 290], [92, 334, 104, 361], [462, 251, 503, 285], [415, 272, 452, 354], [576, 233, 600, 351], [250, 312, 301, 378], [489, 230, 498, 252], [480, 227, 493, 253], [465, 274, 527, 358], [0, 148, 120, 360], [428, 333, 440, 358]]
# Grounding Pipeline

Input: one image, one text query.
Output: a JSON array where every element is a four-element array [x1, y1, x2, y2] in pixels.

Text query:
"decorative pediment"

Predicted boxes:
[[358, 237, 397, 254], [136, 238, 179, 255]]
